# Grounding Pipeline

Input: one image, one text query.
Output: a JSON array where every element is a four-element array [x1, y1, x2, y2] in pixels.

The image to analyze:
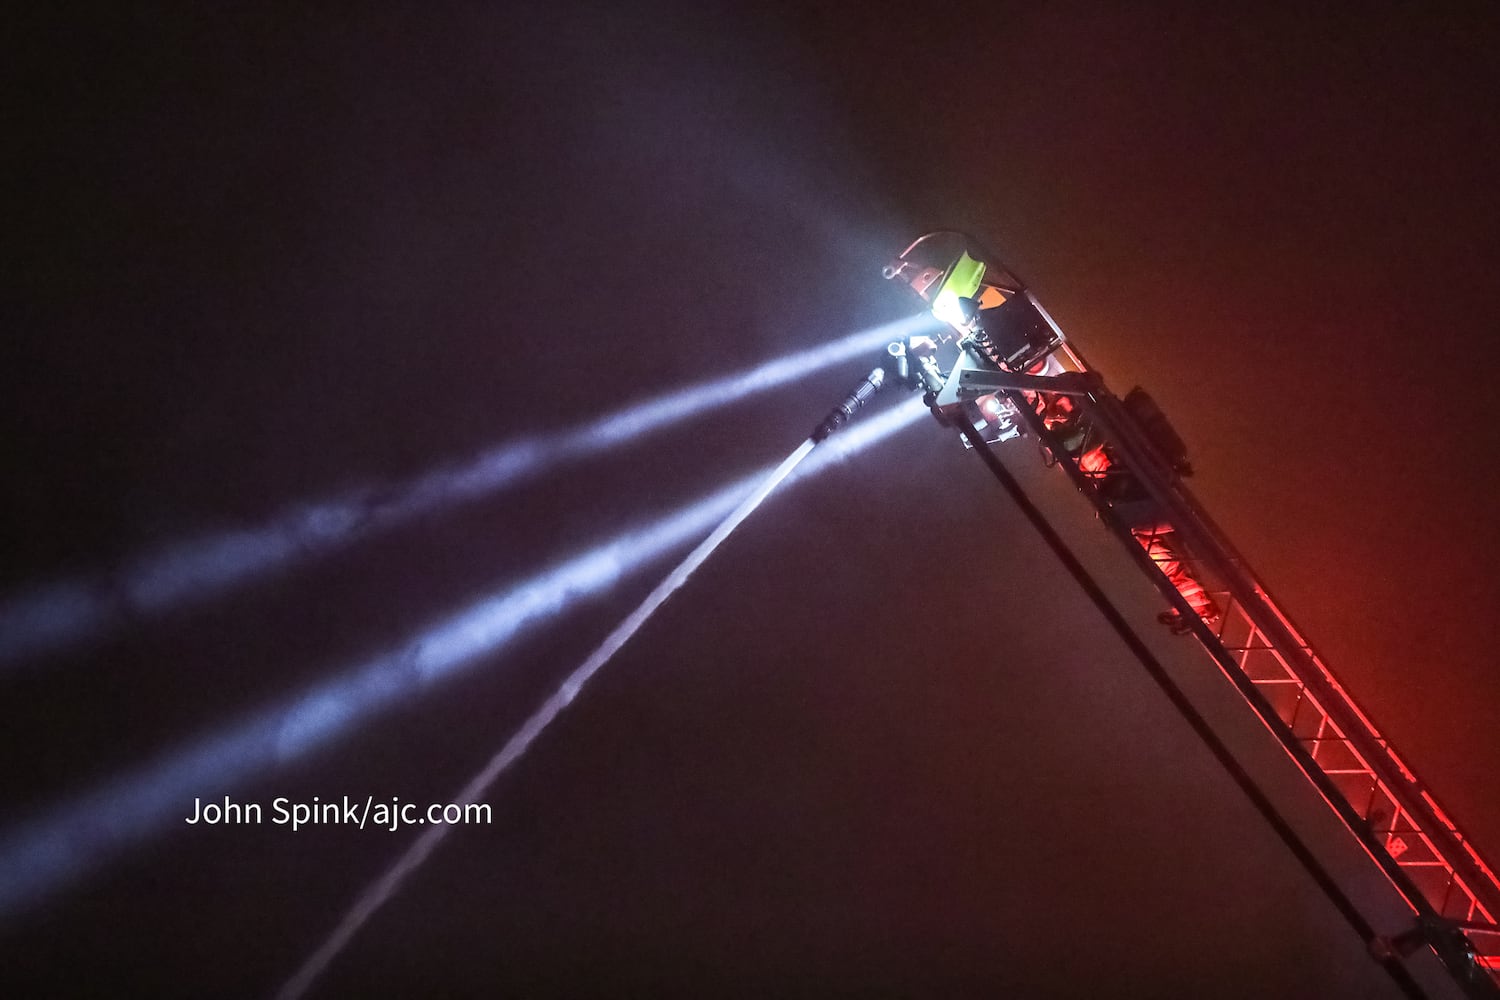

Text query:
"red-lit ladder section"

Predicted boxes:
[[1017, 339, 1500, 987]]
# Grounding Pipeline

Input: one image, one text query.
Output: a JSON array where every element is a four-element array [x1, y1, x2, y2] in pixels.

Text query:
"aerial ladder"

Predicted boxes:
[[877, 231, 1500, 999]]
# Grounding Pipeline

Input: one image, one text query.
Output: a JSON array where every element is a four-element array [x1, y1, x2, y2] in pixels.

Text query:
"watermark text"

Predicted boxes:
[[184, 795, 490, 832]]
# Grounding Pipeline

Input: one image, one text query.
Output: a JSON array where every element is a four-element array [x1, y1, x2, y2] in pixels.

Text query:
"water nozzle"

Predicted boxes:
[[813, 367, 886, 442]]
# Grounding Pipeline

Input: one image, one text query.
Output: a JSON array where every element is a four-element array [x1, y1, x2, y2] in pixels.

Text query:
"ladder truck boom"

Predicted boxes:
[[883, 231, 1500, 999]]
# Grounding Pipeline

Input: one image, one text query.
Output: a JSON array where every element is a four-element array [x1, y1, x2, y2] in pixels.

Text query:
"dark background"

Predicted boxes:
[[3, 4, 1498, 997]]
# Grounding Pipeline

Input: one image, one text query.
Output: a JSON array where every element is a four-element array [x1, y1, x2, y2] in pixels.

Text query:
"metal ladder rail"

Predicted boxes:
[[994, 378, 1500, 981]]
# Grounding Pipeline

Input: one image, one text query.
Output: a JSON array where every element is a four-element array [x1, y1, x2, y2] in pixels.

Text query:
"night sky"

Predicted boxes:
[[4, 4, 1499, 997]]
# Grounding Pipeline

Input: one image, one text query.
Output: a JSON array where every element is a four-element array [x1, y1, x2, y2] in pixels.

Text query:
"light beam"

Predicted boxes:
[[0, 396, 927, 920], [0, 315, 937, 670]]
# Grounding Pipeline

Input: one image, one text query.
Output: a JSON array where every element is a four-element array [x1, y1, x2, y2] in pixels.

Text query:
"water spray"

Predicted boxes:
[[0, 314, 937, 671], [0, 395, 923, 923], [275, 368, 897, 1000]]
